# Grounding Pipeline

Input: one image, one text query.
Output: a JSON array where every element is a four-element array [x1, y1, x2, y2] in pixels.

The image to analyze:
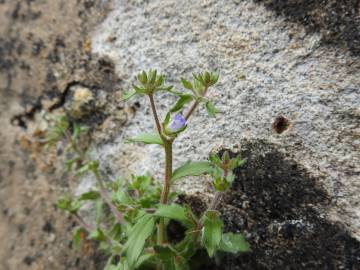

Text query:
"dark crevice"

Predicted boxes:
[[179, 140, 360, 269], [10, 98, 42, 129], [253, 0, 360, 55]]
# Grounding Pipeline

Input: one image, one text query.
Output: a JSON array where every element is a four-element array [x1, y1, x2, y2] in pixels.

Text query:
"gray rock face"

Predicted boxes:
[[91, 0, 360, 242]]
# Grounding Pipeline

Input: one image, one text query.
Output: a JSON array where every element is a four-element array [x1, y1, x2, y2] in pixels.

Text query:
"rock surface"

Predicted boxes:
[[91, 0, 360, 239], [0, 0, 114, 269], [1, 0, 360, 269]]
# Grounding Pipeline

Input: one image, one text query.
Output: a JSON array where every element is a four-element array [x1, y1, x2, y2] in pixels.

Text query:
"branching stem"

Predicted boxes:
[[73, 213, 95, 232], [209, 191, 224, 210], [158, 138, 173, 245], [94, 172, 125, 225], [149, 94, 162, 134], [184, 86, 209, 120]]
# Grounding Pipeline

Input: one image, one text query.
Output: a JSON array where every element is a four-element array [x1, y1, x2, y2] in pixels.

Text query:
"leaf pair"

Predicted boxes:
[[123, 70, 173, 101], [124, 214, 156, 268], [201, 211, 250, 257]]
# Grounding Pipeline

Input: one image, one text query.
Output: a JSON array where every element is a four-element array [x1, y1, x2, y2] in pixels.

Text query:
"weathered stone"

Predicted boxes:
[[90, 0, 360, 243], [2, 0, 360, 269]]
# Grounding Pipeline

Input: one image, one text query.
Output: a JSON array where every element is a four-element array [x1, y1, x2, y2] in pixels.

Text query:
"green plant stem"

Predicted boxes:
[[209, 191, 224, 210], [209, 168, 228, 210], [65, 127, 126, 225], [65, 130, 85, 161], [73, 213, 121, 251], [160, 139, 173, 204], [158, 139, 173, 245], [94, 172, 125, 225], [73, 213, 95, 232], [148, 94, 162, 134], [184, 86, 208, 120], [184, 100, 199, 120]]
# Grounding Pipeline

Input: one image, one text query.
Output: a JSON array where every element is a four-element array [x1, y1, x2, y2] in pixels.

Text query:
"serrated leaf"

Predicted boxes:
[[122, 90, 137, 101], [154, 204, 192, 228], [170, 94, 193, 113], [205, 101, 221, 117], [124, 214, 155, 268], [125, 132, 163, 146], [171, 161, 212, 182], [201, 210, 223, 257], [218, 233, 250, 253], [79, 190, 100, 201], [181, 78, 193, 90]]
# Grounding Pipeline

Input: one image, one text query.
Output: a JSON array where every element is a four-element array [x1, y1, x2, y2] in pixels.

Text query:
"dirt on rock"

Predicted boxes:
[[256, 0, 360, 55], [179, 141, 360, 269], [0, 1, 118, 269]]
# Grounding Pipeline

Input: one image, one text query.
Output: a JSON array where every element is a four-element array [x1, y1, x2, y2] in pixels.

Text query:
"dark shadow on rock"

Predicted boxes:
[[254, 0, 360, 56], [186, 140, 360, 269]]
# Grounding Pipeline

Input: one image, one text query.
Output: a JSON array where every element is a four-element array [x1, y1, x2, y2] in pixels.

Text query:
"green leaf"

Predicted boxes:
[[218, 233, 250, 253], [124, 214, 155, 268], [210, 72, 219, 86], [149, 69, 157, 84], [170, 94, 193, 113], [201, 210, 223, 257], [112, 190, 134, 206], [133, 85, 147, 94], [155, 245, 189, 270], [76, 163, 90, 176], [57, 196, 82, 214], [205, 101, 221, 117], [129, 174, 152, 193], [154, 245, 176, 270], [69, 200, 82, 213], [125, 132, 163, 146], [135, 254, 154, 268], [154, 204, 192, 228], [108, 223, 123, 242], [122, 90, 137, 101], [95, 200, 103, 226], [79, 190, 100, 201], [171, 161, 212, 182], [138, 71, 148, 84], [89, 228, 106, 241], [180, 78, 193, 90]]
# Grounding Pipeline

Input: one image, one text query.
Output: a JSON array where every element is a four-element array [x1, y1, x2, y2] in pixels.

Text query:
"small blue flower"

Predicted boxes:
[[168, 114, 186, 132]]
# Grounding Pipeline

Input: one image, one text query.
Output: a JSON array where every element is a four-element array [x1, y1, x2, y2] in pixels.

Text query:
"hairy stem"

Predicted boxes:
[[160, 139, 173, 204], [184, 101, 199, 120], [158, 139, 173, 244], [73, 213, 95, 232], [209, 168, 227, 210], [65, 130, 85, 161], [209, 191, 224, 210], [148, 94, 162, 135], [94, 172, 125, 225], [184, 86, 209, 120]]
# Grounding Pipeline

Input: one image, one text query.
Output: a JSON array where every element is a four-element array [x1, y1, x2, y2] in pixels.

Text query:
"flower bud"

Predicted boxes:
[[166, 114, 187, 133]]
